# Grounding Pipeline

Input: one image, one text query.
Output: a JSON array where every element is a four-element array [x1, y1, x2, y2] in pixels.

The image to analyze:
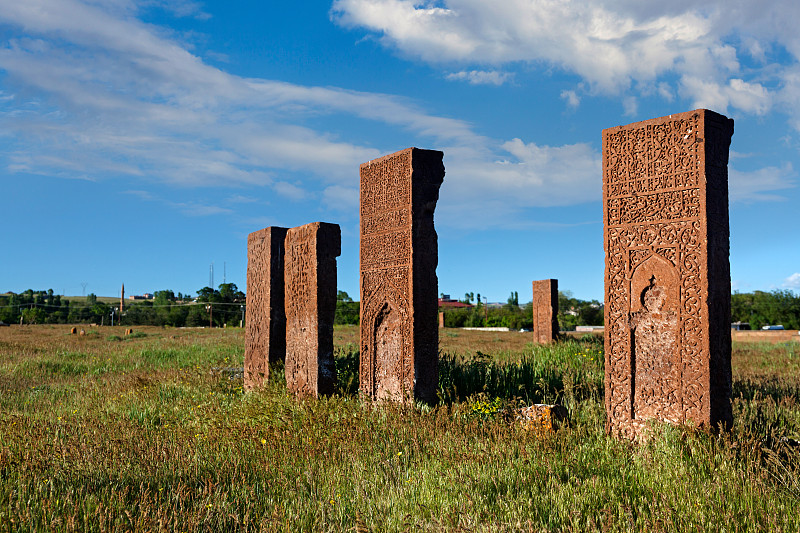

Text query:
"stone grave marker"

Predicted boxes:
[[284, 222, 341, 397], [532, 279, 559, 343], [603, 109, 734, 437], [244, 226, 288, 390], [359, 147, 444, 403]]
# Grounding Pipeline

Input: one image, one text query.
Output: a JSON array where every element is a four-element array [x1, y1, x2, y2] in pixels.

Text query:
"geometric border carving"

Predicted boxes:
[[603, 109, 734, 438], [359, 147, 444, 403]]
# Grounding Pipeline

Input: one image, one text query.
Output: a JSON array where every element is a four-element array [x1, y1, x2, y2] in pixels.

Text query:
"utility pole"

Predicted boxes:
[[240, 304, 245, 328], [206, 304, 213, 328]]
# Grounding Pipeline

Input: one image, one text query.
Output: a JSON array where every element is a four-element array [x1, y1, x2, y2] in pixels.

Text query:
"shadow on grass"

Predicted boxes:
[[330, 340, 604, 406], [437, 352, 565, 404], [732, 377, 800, 404]]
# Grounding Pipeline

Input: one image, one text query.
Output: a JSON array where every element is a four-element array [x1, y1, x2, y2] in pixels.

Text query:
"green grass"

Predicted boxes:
[[0, 327, 798, 531]]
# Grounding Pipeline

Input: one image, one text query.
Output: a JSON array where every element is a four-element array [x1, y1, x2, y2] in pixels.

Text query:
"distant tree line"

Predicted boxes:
[[4, 287, 795, 330], [335, 291, 359, 325], [731, 290, 800, 330], [0, 286, 361, 328], [0, 284, 245, 327], [440, 291, 604, 331]]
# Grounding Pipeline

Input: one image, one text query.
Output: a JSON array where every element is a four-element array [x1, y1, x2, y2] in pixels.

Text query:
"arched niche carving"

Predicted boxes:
[[628, 252, 681, 423], [629, 253, 678, 315], [373, 301, 404, 402]]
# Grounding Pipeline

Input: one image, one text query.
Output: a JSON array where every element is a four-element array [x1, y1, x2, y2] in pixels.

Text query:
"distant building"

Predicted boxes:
[[129, 293, 154, 300], [438, 295, 473, 309]]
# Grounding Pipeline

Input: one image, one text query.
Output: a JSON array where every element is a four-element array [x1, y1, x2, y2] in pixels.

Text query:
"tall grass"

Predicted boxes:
[[0, 327, 798, 531]]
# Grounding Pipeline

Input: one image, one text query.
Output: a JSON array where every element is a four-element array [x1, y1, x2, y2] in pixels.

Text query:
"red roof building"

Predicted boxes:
[[438, 298, 473, 309]]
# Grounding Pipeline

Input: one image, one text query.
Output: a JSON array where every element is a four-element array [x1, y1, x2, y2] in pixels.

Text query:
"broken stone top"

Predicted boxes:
[[359, 147, 444, 404], [359, 147, 444, 217]]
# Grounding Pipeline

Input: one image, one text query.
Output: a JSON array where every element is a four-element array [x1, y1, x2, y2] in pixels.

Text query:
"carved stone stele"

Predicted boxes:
[[602, 109, 734, 438], [245, 226, 288, 390], [532, 279, 559, 344], [359, 147, 444, 403], [284, 222, 341, 398]]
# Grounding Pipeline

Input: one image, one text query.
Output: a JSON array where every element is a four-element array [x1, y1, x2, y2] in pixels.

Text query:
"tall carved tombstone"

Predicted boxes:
[[603, 109, 734, 438], [284, 222, 341, 398], [359, 148, 444, 403], [244, 226, 288, 390], [532, 279, 559, 344]]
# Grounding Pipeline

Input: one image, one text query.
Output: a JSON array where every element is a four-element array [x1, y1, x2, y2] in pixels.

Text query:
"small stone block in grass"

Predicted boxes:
[[517, 404, 568, 432]]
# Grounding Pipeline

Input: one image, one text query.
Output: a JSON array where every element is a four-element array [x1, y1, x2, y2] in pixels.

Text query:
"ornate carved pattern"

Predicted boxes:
[[244, 226, 288, 390], [359, 148, 444, 403], [284, 222, 340, 398], [603, 110, 734, 438]]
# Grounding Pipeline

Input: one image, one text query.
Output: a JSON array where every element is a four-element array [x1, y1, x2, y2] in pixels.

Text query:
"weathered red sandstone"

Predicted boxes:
[[603, 109, 734, 438], [359, 147, 444, 403], [284, 222, 341, 398], [532, 279, 559, 344], [244, 226, 288, 390]]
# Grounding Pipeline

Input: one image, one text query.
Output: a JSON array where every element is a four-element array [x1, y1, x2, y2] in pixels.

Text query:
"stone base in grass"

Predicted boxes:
[[517, 404, 568, 432]]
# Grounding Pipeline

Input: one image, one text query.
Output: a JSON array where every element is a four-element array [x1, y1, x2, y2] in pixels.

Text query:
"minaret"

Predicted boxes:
[[120, 283, 124, 315]]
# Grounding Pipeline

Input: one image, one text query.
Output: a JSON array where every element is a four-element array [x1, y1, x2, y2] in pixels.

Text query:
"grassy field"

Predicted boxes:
[[0, 325, 798, 532]]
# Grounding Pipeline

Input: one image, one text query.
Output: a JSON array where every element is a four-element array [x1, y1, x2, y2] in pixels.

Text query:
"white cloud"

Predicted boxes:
[[0, 0, 480, 191], [622, 96, 638, 117], [446, 70, 513, 86], [560, 90, 580, 109], [0, 0, 612, 231], [657, 82, 674, 102], [322, 185, 359, 211], [680, 77, 772, 115], [123, 189, 232, 217], [729, 163, 797, 202], [146, 0, 211, 20], [0, 0, 792, 234], [784, 273, 800, 289], [437, 139, 602, 228], [273, 181, 307, 201], [332, 0, 800, 122]]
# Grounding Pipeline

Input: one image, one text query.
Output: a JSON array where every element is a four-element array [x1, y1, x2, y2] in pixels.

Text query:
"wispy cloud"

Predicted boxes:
[[446, 70, 513, 86], [224, 194, 260, 205], [173, 202, 233, 217], [125, 189, 232, 217], [784, 273, 800, 290], [0, 0, 480, 190], [729, 163, 797, 203], [332, 0, 800, 126], [322, 185, 359, 212], [560, 90, 580, 109], [0, 0, 793, 234], [0, 0, 601, 231]]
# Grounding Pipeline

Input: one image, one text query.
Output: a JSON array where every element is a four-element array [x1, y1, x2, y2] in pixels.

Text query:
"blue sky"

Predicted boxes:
[[1, 0, 798, 302]]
